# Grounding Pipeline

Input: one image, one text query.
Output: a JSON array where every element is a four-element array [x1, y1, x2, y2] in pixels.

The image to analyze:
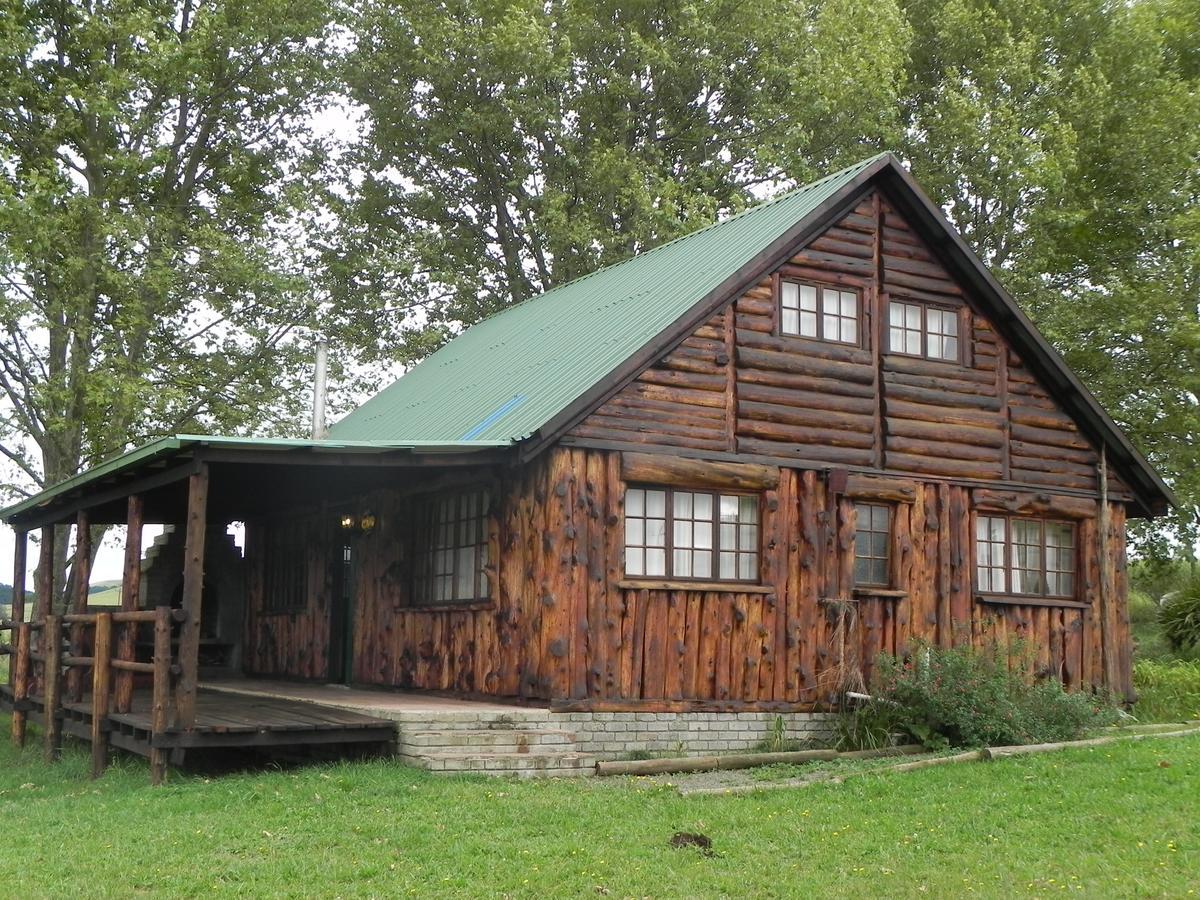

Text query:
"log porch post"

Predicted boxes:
[[67, 511, 91, 702], [114, 496, 143, 714], [173, 465, 209, 729], [32, 525, 55, 699], [11, 529, 26, 624], [8, 528, 26, 744]]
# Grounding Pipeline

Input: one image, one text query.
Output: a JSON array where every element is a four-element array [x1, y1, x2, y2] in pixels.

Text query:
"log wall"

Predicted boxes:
[[242, 448, 1135, 706], [567, 190, 1132, 498]]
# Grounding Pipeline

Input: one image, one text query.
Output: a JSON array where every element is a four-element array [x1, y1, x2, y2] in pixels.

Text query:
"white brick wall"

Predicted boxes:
[[559, 711, 835, 758]]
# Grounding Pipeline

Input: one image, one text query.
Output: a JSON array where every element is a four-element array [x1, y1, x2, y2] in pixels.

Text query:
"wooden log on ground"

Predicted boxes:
[[42, 615, 62, 762], [983, 726, 1200, 760], [90, 613, 112, 779], [595, 747, 838, 777], [150, 606, 171, 785]]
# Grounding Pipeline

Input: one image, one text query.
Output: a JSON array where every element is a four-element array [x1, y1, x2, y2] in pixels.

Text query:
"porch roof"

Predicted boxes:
[[0, 433, 508, 527]]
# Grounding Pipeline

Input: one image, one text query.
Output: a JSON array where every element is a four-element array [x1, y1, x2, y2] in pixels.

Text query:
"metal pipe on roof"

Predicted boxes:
[[311, 339, 329, 440]]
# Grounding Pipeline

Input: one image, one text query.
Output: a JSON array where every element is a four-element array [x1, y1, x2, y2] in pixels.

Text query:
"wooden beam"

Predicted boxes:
[[35, 525, 54, 619], [11, 529, 26, 624], [620, 451, 779, 491], [114, 495, 143, 714], [42, 615, 62, 762], [90, 612, 112, 778], [174, 465, 209, 729], [67, 512, 90, 702]]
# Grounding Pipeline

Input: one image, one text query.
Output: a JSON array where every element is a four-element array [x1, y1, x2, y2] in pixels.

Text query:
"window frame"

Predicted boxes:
[[853, 501, 893, 588], [886, 298, 963, 364], [623, 484, 761, 585], [261, 522, 309, 615], [777, 277, 862, 347], [410, 486, 493, 608], [973, 514, 1077, 600]]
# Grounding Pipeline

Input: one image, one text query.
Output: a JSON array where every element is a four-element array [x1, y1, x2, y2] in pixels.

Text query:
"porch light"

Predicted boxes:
[[339, 514, 357, 531], [359, 511, 377, 533]]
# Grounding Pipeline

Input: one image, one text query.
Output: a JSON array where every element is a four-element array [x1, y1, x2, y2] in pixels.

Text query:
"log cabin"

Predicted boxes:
[[0, 153, 1174, 779]]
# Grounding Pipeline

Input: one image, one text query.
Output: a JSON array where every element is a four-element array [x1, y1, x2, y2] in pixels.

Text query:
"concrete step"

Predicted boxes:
[[398, 728, 577, 752], [373, 709, 557, 729], [400, 750, 599, 777]]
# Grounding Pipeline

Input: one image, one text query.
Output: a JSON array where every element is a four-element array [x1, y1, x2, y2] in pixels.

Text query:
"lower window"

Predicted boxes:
[[624, 486, 759, 582], [411, 488, 491, 605], [975, 515, 1075, 598]]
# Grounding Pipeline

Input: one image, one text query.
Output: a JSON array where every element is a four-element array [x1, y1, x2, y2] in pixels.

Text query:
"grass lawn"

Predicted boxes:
[[1, 720, 1196, 898]]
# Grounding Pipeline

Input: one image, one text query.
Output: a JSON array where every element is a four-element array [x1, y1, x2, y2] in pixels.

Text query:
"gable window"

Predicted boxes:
[[780, 280, 859, 345], [412, 488, 491, 605], [888, 300, 960, 362], [853, 502, 892, 587], [975, 515, 1075, 598], [625, 486, 759, 582]]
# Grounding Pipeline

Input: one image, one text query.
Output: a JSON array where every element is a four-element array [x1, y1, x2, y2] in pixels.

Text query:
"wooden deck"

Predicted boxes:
[[6, 686, 396, 758]]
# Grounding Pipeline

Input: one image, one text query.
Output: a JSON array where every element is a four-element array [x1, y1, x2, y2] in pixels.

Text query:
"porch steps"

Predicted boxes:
[[397, 726, 596, 777]]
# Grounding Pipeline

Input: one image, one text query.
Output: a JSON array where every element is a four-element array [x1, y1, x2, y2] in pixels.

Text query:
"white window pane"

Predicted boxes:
[[674, 520, 693, 550], [693, 493, 712, 519], [738, 554, 756, 580], [719, 523, 736, 549], [823, 314, 839, 339], [841, 292, 856, 317], [800, 284, 817, 311], [944, 313, 959, 337], [822, 289, 839, 315], [800, 311, 818, 337], [842, 319, 857, 344], [674, 491, 693, 518], [739, 495, 758, 522], [889, 327, 906, 351], [942, 336, 958, 360], [455, 547, 475, 597], [719, 552, 736, 579], [646, 548, 666, 576], [782, 308, 800, 335], [720, 495, 739, 520], [781, 281, 799, 310], [626, 548, 644, 576], [905, 330, 921, 355], [645, 517, 666, 547], [905, 303, 921, 329], [674, 549, 692, 577], [693, 552, 712, 578], [889, 302, 904, 326], [928, 334, 943, 359], [738, 524, 755, 550], [694, 521, 712, 549], [625, 518, 643, 546], [626, 489, 644, 517], [645, 490, 666, 518]]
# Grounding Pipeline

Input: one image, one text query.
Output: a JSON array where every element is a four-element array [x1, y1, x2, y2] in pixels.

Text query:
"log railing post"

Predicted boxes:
[[11, 623, 30, 747], [150, 605, 171, 785], [68, 512, 90, 702], [90, 612, 112, 779], [114, 496, 143, 714], [174, 465, 208, 729], [42, 615, 62, 762]]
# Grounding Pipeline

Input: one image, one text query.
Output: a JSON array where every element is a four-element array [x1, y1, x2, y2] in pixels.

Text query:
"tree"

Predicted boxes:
[[896, 0, 1200, 551], [0, 0, 344, 602], [338, 0, 912, 364]]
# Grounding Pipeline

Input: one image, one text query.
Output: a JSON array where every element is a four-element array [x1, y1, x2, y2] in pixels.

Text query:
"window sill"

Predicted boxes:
[[397, 601, 496, 613], [975, 594, 1089, 610], [852, 587, 907, 600], [617, 580, 774, 594]]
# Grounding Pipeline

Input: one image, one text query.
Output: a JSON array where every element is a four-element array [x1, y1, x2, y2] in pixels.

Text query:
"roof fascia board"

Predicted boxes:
[[519, 155, 894, 462], [874, 165, 1173, 516]]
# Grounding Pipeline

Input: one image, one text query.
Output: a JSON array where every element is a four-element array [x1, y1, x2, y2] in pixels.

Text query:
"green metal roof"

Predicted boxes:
[[0, 434, 507, 522], [330, 155, 888, 444]]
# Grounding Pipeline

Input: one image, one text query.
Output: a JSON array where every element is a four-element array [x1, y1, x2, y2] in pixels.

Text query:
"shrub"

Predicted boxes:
[[842, 642, 1118, 750], [1159, 575, 1200, 653], [1128, 590, 1159, 626], [1133, 659, 1200, 722]]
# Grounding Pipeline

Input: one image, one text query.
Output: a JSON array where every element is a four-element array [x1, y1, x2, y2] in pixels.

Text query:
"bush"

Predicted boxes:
[[838, 642, 1118, 751], [1128, 590, 1159, 626], [1159, 575, 1200, 653], [1133, 659, 1200, 722]]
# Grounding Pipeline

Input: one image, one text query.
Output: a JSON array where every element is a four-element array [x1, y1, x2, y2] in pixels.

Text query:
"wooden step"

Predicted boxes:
[[398, 728, 576, 752]]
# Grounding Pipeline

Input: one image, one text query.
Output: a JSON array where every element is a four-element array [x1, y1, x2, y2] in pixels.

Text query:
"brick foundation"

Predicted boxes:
[[556, 711, 836, 758]]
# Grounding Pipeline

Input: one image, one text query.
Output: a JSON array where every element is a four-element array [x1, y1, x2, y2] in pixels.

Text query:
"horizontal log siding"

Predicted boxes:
[[565, 189, 1127, 502]]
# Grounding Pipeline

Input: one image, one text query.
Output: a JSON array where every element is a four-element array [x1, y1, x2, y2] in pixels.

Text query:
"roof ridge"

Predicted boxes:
[[476, 153, 891, 326]]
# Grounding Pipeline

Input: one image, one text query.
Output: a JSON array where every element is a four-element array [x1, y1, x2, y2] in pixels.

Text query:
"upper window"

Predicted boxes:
[[975, 515, 1075, 598], [853, 502, 892, 587], [888, 300, 960, 362], [625, 486, 759, 582], [780, 280, 859, 345], [412, 488, 491, 605]]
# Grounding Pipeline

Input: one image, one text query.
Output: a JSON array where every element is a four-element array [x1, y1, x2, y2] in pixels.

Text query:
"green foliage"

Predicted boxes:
[[753, 714, 804, 753], [833, 697, 907, 752], [1131, 558, 1194, 603], [1159, 575, 1200, 653], [1133, 659, 1200, 722], [862, 642, 1118, 750], [1129, 590, 1160, 627]]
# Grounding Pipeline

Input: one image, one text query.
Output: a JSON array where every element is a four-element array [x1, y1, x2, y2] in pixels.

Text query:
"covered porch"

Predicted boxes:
[[0, 435, 507, 783]]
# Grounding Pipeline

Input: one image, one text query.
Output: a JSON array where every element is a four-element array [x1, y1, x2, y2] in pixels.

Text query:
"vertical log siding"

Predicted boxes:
[[244, 448, 1133, 707]]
